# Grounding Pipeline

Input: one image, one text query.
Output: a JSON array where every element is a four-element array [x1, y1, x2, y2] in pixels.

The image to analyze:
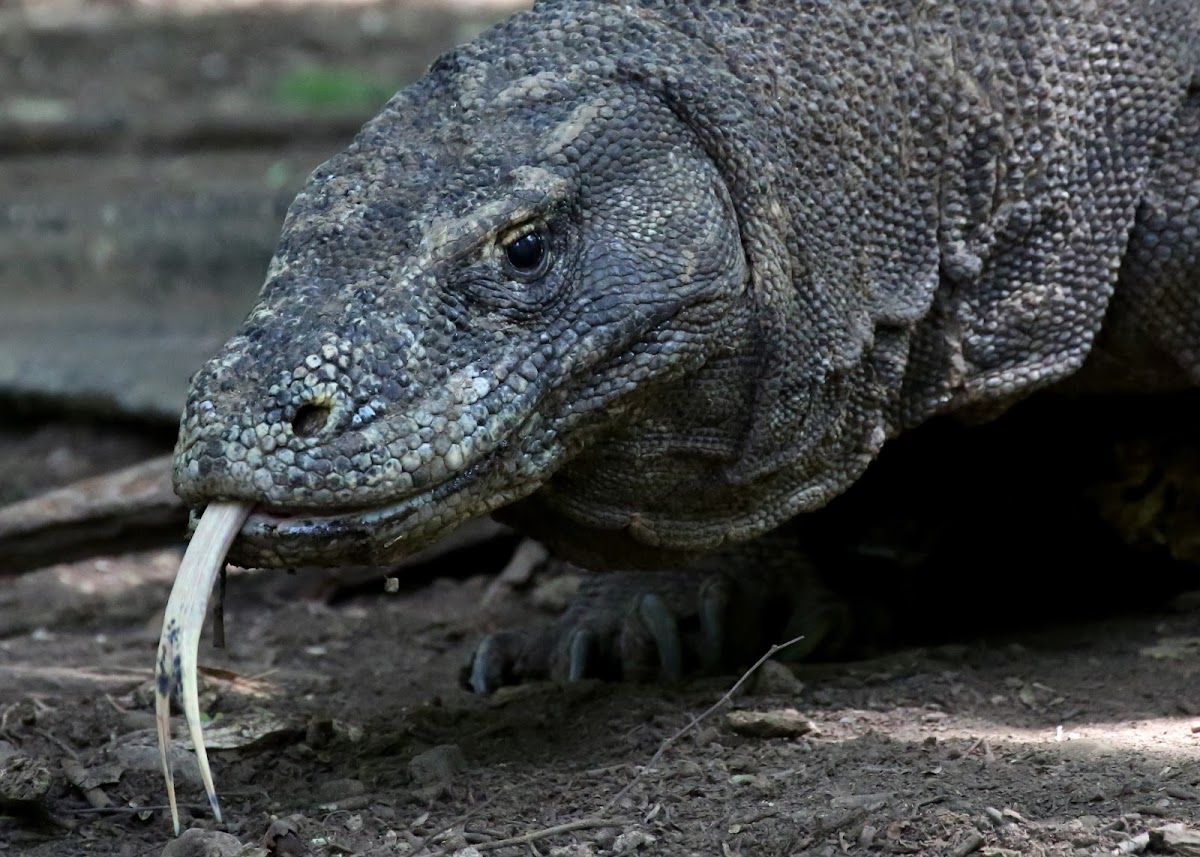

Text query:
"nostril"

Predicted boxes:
[[292, 403, 332, 438]]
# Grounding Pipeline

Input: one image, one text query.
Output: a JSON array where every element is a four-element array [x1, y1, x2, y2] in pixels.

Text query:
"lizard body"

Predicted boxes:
[[173, 0, 1199, 657]]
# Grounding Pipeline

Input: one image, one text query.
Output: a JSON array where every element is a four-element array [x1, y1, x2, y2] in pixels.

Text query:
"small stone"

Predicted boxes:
[[748, 660, 805, 696], [670, 759, 704, 778], [315, 778, 366, 803], [332, 719, 364, 743], [859, 824, 878, 848], [262, 817, 306, 857], [726, 708, 816, 739], [0, 754, 52, 805], [549, 845, 597, 856], [1115, 832, 1152, 855], [1150, 823, 1200, 854], [115, 744, 203, 787], [409, 744, 466, 786], [612, 829, 656, 853], [730, 773, 772, 791], [161, 828, 263, 857], [593, 827, 619, 848]]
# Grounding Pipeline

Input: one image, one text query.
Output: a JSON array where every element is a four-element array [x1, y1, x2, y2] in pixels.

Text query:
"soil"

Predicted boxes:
[[1, 3, 1199, 857], [3, 415, 1200, 857]]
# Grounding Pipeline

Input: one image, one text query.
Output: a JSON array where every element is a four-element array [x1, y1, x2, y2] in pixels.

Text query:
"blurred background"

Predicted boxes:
[[0, 0, 527, 509], [0, 0, 525, 427], [0, 0, 537, 702]]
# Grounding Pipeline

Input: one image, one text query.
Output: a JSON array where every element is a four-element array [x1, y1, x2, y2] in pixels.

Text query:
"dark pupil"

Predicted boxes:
[[505, 232, 545, 272]]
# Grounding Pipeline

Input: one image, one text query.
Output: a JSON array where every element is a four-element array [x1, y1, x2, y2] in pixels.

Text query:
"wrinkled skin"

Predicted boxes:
[[174, 0, 1198, 676], [175, 22, 756, 567]]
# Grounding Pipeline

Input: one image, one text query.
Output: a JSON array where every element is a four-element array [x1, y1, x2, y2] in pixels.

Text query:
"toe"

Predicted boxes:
[[698, 575, 732, 671], [618, 593, 684, 682], [565, 627, 594, 682], [464, 630, 528, 693]]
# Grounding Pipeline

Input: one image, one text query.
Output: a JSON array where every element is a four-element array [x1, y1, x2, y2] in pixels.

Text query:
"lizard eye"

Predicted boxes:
[[500, 227, 550, 278]]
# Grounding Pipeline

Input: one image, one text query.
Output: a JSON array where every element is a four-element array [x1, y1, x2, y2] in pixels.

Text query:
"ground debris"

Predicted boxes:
[[1117, 831, 1152, 854], [193, 709, 306, 752], [611, 828, 656, 853], [1139, 637, 1200, 660], [410, 744, 467, 801], [950, 831, 985, 856], [547, 845, 597, 857], [262, 816, 307, 857], [726, 708, 815, 738], [0, 753, 52, 813], [161, 827, 266, 857], [1150, 822, 1200, 855], [113, 741, 202, 788], [746, 660, 805, 696], [61, 757, 117, 809], [3, 305, 1200, 857]]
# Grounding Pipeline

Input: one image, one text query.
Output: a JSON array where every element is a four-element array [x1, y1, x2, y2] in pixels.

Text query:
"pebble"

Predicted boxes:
[[115, 743, 203, 787], [726, 708, 816, 739], [612, 829, 656, 853], [314, 777, 366, 803], [0, 754, 51, 805], [161, 828, 266, 857], [409, 744, 466, 786], [748, 660, 805, 696]]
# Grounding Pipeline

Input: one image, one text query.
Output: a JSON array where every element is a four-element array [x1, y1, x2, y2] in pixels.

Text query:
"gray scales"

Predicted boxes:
[[173, 0, 1199, 688]]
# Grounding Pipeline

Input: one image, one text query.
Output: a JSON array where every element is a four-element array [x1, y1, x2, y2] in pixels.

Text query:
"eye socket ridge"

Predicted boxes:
[[498, 221, 552, 280]]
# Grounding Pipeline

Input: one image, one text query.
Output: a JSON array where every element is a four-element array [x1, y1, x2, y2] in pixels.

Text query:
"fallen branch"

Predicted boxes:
[[0, 455, 182, 575]]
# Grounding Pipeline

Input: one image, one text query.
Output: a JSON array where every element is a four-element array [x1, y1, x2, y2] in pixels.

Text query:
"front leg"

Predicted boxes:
[[464, 534, 856, 693]]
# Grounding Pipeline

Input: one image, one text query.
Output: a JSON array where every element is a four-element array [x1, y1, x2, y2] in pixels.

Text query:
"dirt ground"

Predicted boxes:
[[2, 3, 1199, 856], [3, 415, 1200, 857]]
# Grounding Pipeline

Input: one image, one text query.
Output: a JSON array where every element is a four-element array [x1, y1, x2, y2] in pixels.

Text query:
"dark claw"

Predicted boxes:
[[465, 630, 527, 693], [464, 550, 854, 693], [698, 576, 730, 671], [566, 628, 592, 682], [626, 593, 683, 681]]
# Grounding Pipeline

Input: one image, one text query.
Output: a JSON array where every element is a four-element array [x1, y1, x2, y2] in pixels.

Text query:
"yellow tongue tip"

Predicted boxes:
[[154, 500, 251, 835]]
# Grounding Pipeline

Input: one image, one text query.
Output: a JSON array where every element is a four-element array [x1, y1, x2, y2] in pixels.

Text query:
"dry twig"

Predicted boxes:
[[604, 634, 805, 810], [426, 818, 620, 856]]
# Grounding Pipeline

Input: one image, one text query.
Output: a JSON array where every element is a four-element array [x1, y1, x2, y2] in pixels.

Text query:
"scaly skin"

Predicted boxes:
[[173, 0, 1198, 573]]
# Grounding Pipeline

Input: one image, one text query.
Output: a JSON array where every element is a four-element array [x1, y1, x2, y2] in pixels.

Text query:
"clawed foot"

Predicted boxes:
[[465, 558, 850, 693]]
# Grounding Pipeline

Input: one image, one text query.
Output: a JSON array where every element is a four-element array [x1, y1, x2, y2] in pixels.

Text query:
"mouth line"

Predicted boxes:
[[233, 457, 492, 543], [195, 403, 548, 558], [244, 497, 414, 536]]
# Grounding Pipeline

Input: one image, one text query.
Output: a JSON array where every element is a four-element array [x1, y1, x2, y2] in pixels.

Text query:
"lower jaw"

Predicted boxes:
[[218, 497, 447, 568], [202, 457, 546, 567]]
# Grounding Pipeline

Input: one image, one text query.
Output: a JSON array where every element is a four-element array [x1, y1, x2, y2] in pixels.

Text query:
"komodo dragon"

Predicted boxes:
[[155, 0, 1200, 832]]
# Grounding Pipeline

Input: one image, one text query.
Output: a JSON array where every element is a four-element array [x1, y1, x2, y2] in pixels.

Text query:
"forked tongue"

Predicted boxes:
[[155, 501, 251, 835]]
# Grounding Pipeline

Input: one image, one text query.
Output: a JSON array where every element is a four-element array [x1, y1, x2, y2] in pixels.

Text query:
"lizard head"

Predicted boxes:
[[172, 33, 749, 567]]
